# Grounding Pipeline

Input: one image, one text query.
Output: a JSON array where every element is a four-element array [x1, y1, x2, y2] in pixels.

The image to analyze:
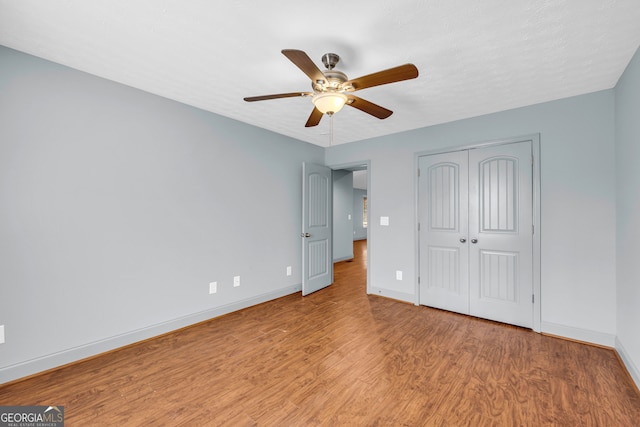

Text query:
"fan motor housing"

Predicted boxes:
[[324, 70, 348, 88], [311, 53, 350, 92]]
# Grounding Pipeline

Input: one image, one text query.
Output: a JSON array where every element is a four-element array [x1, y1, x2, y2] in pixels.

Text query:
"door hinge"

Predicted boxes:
[[418, 276, 420, 284], [532, 224, 535, 235], [418, 222, 421, 231], [532, 294, 535, 303], [417, 168, 421, 177]]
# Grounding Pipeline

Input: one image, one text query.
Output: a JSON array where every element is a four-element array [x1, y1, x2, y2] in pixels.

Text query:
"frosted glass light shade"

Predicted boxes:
[[312, 92, 348, 114]]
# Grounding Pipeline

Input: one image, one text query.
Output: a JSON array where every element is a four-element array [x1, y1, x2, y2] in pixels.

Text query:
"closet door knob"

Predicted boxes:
[[459, 238, 467, 243], [471, 239, 478, 244]]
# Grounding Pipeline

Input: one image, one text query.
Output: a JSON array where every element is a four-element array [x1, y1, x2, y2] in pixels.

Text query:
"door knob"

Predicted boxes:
[[471, 239, 478, 244], [460, 238, 467, 243], [301, 232, 311, 238]]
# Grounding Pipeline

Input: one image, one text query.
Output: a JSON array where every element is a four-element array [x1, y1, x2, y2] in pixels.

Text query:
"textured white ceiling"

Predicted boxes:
[[1, 0, 639, 147]]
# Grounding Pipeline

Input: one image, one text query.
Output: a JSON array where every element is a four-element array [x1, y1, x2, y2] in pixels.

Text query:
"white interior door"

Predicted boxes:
[[302, 162, 333, 296], [418, 141, 533, 328], [468, 142, 533, 328], [418, 150, 469, 313]]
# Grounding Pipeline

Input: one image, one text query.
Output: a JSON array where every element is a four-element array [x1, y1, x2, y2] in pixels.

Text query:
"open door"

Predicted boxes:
[[302, 162, 333, 296]]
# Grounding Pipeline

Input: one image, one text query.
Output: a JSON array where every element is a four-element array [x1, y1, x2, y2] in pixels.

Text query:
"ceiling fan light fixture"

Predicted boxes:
[[312, 92, 348, 115], [245, 49, 419, 127]]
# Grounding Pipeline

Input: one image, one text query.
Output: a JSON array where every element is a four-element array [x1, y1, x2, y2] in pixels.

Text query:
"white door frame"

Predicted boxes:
[[414, 134, 541, 332]]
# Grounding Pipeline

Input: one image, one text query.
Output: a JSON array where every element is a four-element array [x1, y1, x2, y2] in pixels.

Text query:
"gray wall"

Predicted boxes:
[[0, 46, 324, 383], [353, 189, 368, 240], [615, 46, 640, 386], [326, 90, 617, 347], [332, 170, 354, 261]]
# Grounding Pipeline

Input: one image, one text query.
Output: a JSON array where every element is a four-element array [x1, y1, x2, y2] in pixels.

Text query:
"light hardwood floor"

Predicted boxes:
[[1, 240, 639, 425]]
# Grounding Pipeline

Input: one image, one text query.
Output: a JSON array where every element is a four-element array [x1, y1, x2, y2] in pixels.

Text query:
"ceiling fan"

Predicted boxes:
[[244, 49, 419, 127]]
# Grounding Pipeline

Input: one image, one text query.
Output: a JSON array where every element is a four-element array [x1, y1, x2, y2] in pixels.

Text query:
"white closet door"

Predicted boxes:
[[468, 141, 533, 328], [418, 150, 469, 314]]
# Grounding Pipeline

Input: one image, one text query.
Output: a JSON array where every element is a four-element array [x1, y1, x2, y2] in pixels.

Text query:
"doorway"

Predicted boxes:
[[331, 162, 370, 294]]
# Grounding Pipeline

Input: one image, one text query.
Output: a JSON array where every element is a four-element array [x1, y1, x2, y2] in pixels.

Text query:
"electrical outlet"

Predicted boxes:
[[209, 282, 217, 294], [233, 276, 240, 287], [286, 266, 292, 276], [0, 325, 4, 344], [396, 270, 403, 280]]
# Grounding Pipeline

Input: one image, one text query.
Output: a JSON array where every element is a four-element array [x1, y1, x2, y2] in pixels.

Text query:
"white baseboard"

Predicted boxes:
[[616, 336, 640, 391], [541, 321, 616, 347], [368, 286, 415, 304], [0, 284, 302, 385]]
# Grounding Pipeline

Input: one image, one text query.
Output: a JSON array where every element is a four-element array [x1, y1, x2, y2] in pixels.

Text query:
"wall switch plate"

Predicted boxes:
[[0, 325, 4, 344], [348, 214, 351, 220], [209, 282, 217, 294], [286, 266, 292, 276], [233, 276, 240, 287], [396, 270, 403, 280], [380, 216, 390, 226]]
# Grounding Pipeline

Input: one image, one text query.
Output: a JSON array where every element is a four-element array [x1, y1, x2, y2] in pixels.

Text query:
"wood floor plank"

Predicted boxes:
[[1, 240, 639, 425]]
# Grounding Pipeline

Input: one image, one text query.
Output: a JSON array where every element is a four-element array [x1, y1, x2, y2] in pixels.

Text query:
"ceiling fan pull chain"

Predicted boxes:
[[330, 113, 334, 146]]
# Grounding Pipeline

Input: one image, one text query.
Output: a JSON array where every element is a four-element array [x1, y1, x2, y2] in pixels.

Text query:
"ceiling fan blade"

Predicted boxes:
[[346, 64, 419, 91], [305, 107, 324, 127], [244, 92, 312, 102], [346, 95, 393, 119], [282, 49, 327, 84]]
